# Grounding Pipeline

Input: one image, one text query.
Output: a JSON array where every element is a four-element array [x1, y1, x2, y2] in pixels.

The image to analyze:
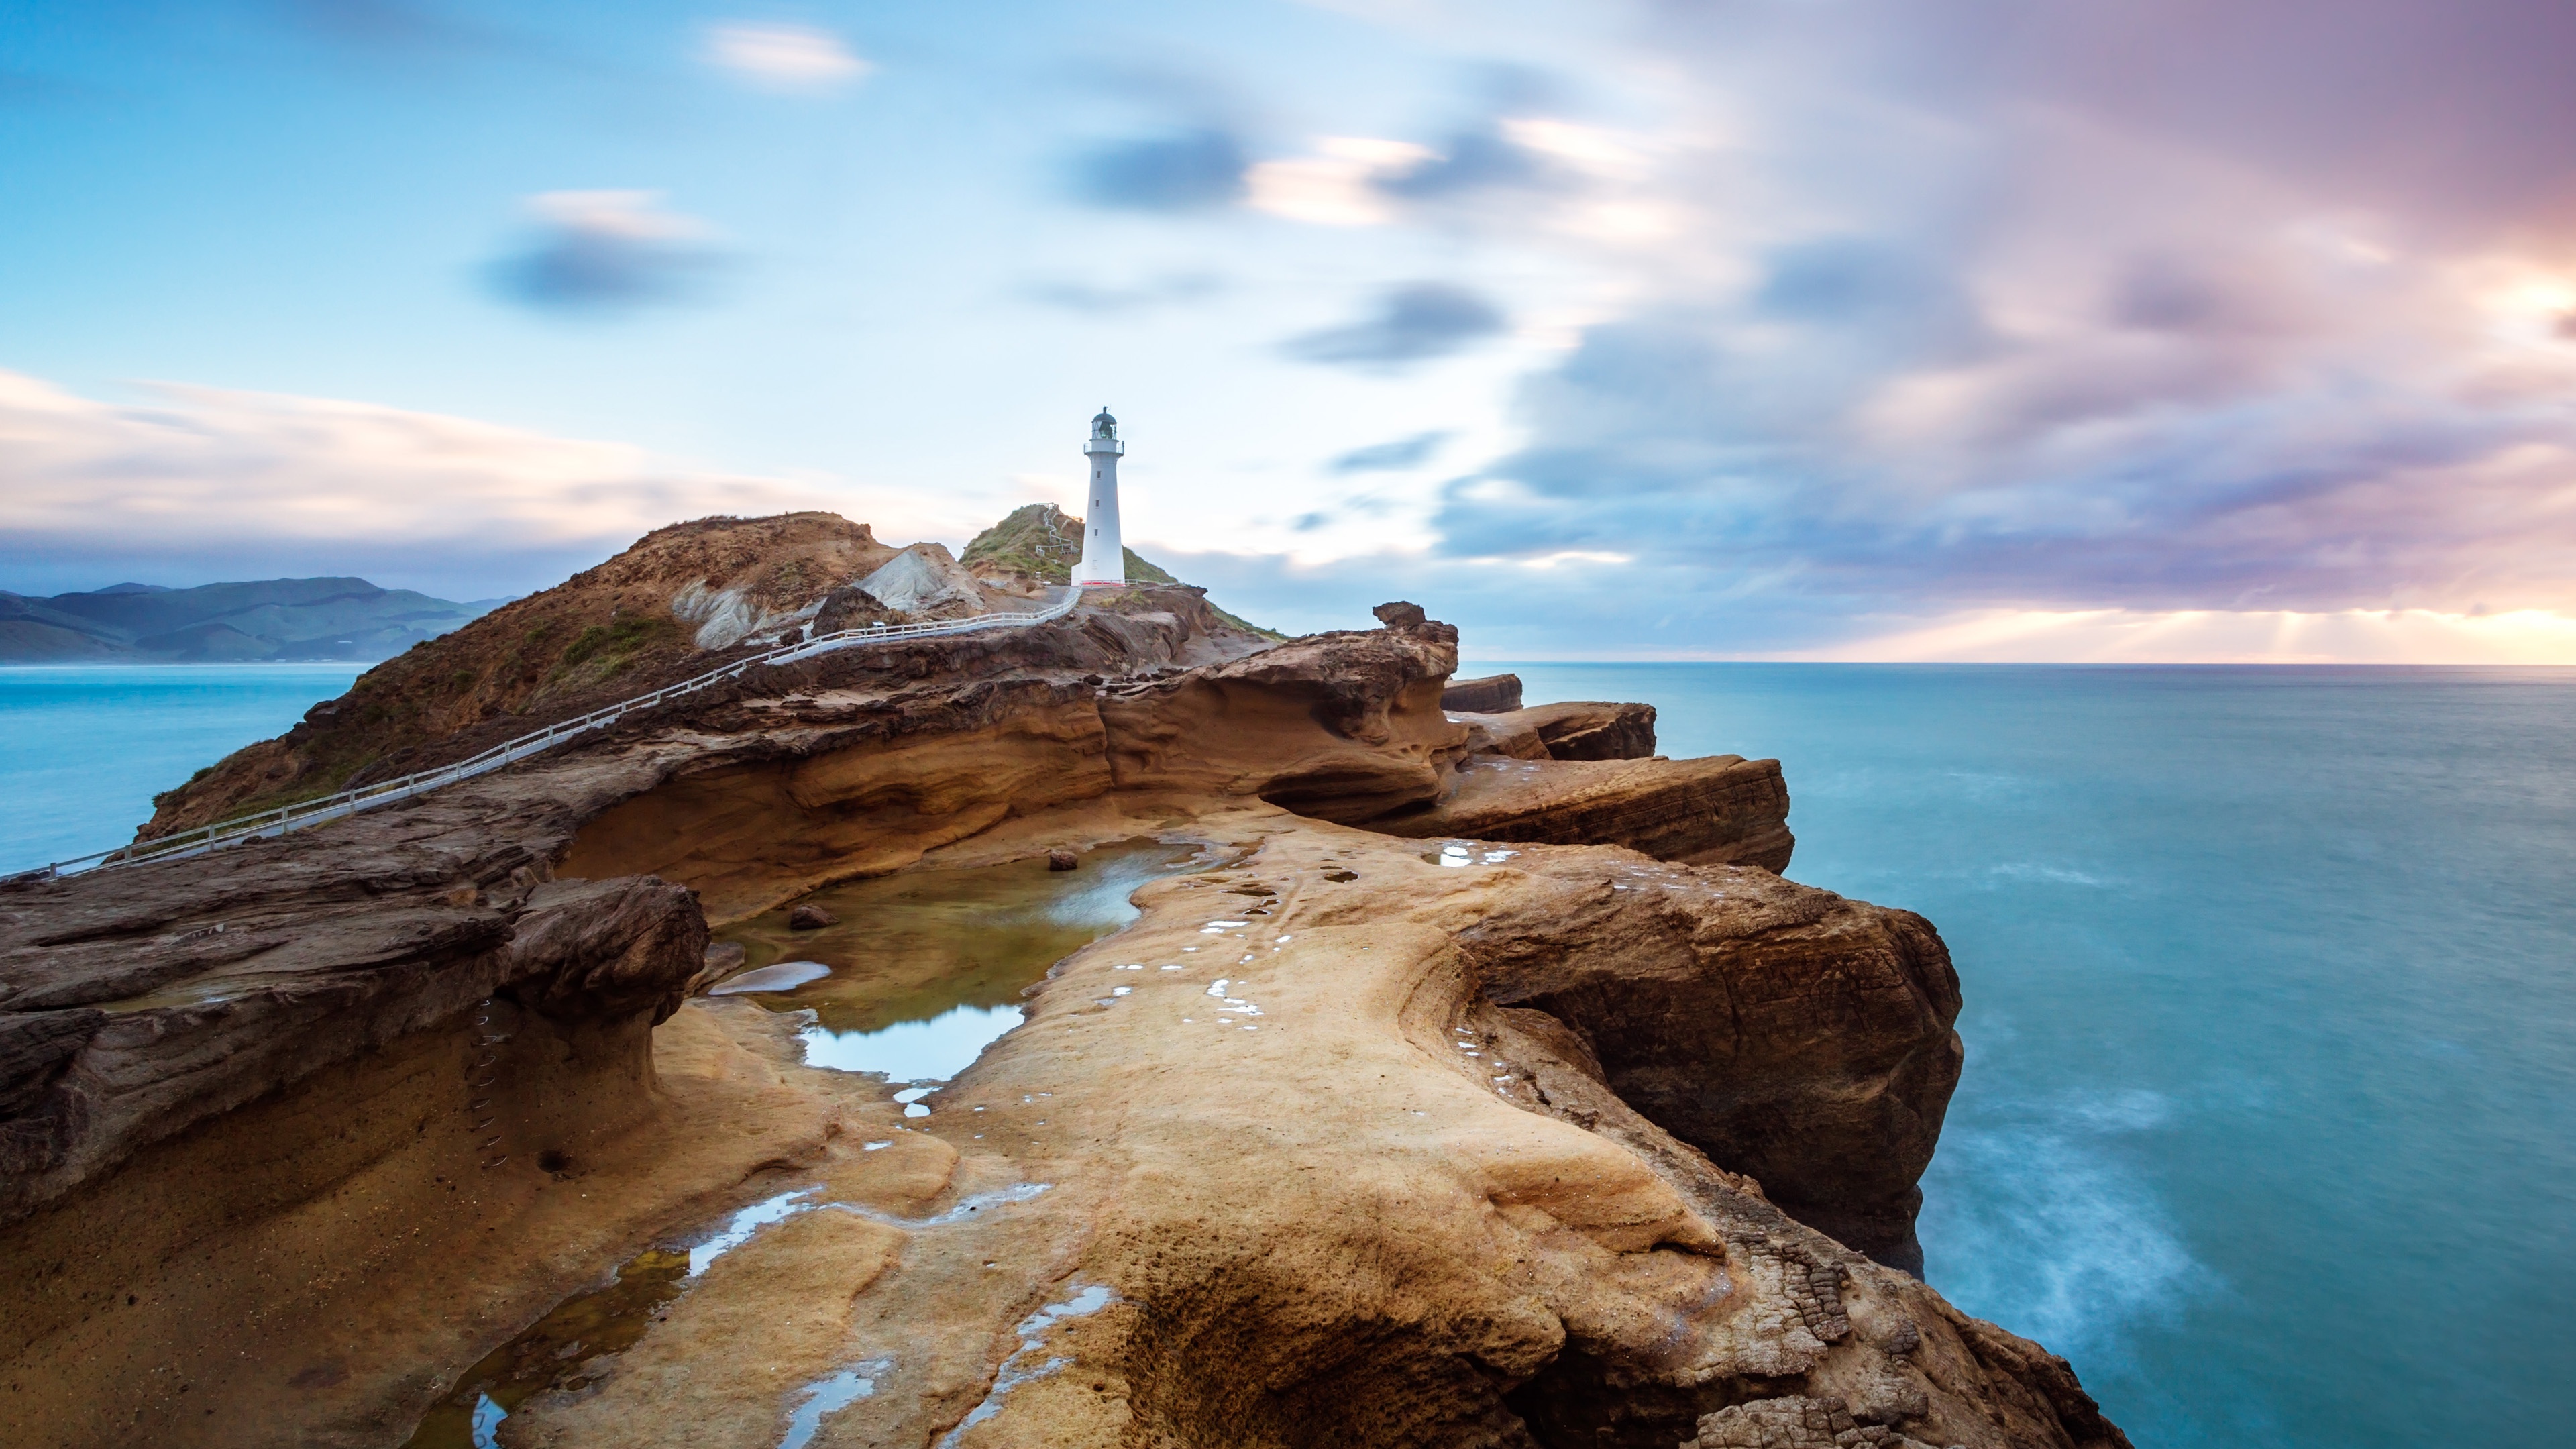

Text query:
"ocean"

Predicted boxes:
[[0, 665, 363, 872], [1503, 663, 2576, 1449], [5, 662, 2570, 1446]]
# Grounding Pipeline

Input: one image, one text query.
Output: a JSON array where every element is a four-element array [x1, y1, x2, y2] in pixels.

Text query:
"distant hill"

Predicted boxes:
[[960, 502, 1179, 587], [961, 504, 1279, 637], [0, 578, 502, 663]]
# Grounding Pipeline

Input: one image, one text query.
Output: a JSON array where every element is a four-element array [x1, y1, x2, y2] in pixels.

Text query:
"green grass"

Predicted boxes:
[[560, 616, 667, 667], [548, 614, 681, 688]]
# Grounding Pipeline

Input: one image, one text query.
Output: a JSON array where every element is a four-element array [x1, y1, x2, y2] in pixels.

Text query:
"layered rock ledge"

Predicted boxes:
[[0, 522, 2124, 1449]]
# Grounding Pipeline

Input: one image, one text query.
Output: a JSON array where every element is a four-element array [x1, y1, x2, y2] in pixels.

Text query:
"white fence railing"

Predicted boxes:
[[7, 587, 1085, 884]]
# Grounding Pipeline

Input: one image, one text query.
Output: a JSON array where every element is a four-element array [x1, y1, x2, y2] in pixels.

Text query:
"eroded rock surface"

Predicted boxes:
[[498, 824, 2116, 1449], [555, 588, 1458, 920], [1378, 753, 1797, 874], [1453, 854, 1962, 1272], [0, 844, 682, 1224], [1523, 700, 1660, 761], [1454, 701, 1660, 764], [0, 831, 846, 1448], [0, 542, 2123, 1449], [1443, 672, 1525, 714]]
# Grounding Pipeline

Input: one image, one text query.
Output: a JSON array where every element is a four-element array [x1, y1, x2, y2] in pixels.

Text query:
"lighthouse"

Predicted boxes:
[[1074, 407, 1126, 588]]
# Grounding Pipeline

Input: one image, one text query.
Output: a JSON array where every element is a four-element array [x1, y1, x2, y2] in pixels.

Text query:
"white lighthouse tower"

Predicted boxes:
[[1074, 407, 1126, 588]]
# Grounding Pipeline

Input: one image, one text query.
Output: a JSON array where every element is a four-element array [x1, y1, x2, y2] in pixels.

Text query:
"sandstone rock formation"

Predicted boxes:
[[0, 823, 846, 1447], [1450, 853, 1960, 1272], [1522, 700, 1660, 761], [134, 513, 1273, 840], [1442, 672, 1525, 714], [1454, 700, 1660, 763], [0, 520, 2125, 1449], [1377, 754, 1799, 873], [494, 824, 2118, 1449]]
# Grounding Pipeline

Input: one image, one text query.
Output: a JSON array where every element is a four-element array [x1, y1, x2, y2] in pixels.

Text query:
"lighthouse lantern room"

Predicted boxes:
[[1075, 407, 1126, 588]]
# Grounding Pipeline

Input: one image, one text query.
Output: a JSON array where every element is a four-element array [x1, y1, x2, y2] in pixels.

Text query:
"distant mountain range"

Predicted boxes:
[[0, 578, 504, 663]]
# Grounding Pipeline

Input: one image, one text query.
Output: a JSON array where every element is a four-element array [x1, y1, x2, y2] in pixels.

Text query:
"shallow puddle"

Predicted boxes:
[[399, 1246, 689, 1449], [399, 1179, 1059, 1446], [396, 845, 1203, 1446], [712, 839, 1214, 1083], [400, 1189, 831, 1448]]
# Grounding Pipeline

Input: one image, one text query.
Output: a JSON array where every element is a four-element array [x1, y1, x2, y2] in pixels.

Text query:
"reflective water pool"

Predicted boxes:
[[399, 1246, 690, 1449], [711, 839, 1216, 1083]]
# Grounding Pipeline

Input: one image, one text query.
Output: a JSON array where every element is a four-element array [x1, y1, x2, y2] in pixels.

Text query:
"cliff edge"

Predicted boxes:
[[0, 515, 2123, 1449]]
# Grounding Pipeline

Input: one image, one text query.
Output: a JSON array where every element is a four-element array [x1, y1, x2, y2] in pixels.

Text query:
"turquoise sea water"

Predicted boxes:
[[0, 665, 362, 873], [1503, 663, 2576, 1449], [5, 663, 2569, 1445]]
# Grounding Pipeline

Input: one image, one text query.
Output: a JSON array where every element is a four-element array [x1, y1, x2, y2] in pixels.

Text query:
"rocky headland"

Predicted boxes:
[[0, 515, 2127, 1449]]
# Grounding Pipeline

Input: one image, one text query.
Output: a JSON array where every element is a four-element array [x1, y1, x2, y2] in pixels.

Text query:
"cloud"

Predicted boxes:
[[0, 370, 957, 599], [1244, 136, 1432, 226], [1981, 0, 2576, 227], [1281, 0, 2576, 635], [1360, 66, 1559, 201], [486, 191, 718, 313], [1378, 128, 1544, 200], [1071, 128, 1250, 211], [1330, 431, 1450, 473], [1021, 5, 2568, 649], [1240, 78, 1626, 229], [704, 23, 871, 91], [1284, 284, 1506, 367], [1446, 287, 2576, 618], [1022, 272, 1223, 313], [41, 0, 2576, 660]]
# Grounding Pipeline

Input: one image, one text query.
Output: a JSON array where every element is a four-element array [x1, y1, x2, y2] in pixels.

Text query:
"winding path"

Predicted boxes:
[[12, 587, 1086, 882]]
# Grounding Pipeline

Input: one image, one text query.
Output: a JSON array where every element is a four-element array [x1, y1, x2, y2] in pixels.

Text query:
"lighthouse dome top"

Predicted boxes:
[[1091, 407, 1117, 439]]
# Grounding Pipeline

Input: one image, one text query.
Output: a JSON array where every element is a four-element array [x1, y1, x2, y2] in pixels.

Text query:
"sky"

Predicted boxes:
[[4, 0, 2575, 661]]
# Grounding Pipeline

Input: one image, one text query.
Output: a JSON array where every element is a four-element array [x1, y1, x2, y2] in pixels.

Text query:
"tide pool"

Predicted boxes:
[[0, 664, 362, 873]]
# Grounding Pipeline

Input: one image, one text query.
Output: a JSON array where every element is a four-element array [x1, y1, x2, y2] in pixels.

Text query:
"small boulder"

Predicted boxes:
[[1441, 673, 1523, 714], [1530, 700, 1658, 761], [1046, 849, 1079, 872], [788, 904, 838, 931], [687, 941, 747, 995], [856, 543, 986, 619], [813, 585, 901, 636], [1372, 600, 1428, 630]]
